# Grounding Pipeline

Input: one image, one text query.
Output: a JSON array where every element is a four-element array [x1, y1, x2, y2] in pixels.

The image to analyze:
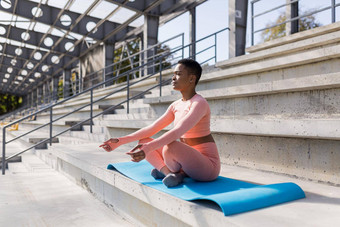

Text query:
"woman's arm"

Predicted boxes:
[[140, 99, 208, 154], [118, 105, 175, 144], [100, 104, 174, 151]]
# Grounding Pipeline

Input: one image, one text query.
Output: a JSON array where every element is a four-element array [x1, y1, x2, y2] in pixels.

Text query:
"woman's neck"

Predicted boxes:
[[181, 90, 197, 101]]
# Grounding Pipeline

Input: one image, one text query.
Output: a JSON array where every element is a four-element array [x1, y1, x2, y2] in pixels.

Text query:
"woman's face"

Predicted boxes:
[[172, 64, 194, 91]]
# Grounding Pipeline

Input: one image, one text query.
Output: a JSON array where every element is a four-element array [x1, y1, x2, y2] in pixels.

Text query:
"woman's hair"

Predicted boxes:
[[178, 59, 202, 85]]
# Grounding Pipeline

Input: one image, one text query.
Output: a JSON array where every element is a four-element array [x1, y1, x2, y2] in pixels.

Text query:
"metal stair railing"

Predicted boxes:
[[250, 0, 340, 45], [1, 27, 230, 175], [69, 32, 185, 95], [20, 33, 185, 110]]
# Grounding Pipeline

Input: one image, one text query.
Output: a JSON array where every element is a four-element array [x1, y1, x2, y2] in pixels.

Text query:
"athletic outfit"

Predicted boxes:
[[116, 94, 220, 181]]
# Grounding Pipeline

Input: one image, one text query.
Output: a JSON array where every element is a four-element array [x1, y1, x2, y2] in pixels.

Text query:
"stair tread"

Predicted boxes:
[[37, 142, 340, 226]]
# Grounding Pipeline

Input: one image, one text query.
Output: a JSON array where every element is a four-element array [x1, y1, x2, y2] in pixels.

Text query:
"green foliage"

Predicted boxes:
[[0, 93, 22, 115], [261, 10, 322, 42]]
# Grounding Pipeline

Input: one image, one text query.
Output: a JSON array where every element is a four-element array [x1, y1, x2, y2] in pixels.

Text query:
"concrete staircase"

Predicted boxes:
[[5, 21, 340, 226]]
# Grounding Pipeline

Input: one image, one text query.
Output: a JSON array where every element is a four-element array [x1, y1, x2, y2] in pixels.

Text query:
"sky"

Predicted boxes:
[[157, 0, 340, 64], [158, 0, 229, 64]]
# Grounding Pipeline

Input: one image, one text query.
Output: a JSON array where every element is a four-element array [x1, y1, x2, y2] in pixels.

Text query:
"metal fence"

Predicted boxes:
[[251, 0, 340, 45]]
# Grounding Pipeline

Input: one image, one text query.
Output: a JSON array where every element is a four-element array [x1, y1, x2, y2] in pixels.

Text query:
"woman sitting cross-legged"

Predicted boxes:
[[100, 58, 220, 187]]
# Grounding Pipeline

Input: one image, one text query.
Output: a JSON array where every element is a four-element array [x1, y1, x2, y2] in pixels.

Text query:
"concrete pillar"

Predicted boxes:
[[32, 88, 37, 107], [143, 14, 159, 75], [22, 95, 28, 108], [26, 93, 31, 108], [34, 90, 38, 107], [189, 7, 196, 60], [63, 69, 71, 98], [52, 76, 59, 102], [43, 81, 50, 104], [78, 64, 83, 92], [30, 92, 34, 107], [29, 93, 33, 107], [104, 42, 114, 86], [37, 86, 43, 105], [286, 0, 299, 36], [229, 0, 248, 58]]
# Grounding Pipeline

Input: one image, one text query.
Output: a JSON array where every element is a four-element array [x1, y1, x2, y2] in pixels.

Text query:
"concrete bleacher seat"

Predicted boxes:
[[6, 22, 340, 226]]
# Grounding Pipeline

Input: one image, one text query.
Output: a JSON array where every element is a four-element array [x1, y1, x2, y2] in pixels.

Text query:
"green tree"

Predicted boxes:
[[261, 10, 322, 42], [0, 93, 22, 115], [112, 38, 172, 84]]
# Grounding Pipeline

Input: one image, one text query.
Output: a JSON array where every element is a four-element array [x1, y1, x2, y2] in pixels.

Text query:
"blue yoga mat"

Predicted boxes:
[[107, 160, 305, 216]]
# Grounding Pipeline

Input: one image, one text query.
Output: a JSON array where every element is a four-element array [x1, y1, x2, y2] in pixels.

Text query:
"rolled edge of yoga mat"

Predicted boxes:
[[203, 182, 306, 216]]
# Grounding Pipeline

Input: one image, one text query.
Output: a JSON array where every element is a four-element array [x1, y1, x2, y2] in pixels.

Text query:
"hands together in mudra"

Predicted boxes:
[[99, 138, 145, 162]]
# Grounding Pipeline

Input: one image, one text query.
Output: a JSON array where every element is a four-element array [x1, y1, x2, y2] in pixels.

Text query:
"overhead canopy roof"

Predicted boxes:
[[0, 0, 206, 96]]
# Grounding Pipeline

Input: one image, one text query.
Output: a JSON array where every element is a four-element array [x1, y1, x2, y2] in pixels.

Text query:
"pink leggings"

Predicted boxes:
[[139, 138, 220, 181]]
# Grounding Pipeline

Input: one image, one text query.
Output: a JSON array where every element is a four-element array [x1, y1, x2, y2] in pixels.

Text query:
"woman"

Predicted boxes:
[[100, 59, 220, 187]]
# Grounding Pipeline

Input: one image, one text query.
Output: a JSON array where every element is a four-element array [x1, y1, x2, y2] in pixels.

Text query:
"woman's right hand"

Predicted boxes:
[[99, 138, 120, 152]]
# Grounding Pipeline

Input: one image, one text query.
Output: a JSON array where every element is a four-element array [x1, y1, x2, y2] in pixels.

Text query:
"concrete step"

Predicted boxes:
[[144, 86, 176, 98], [57, 134, 108, 145], [65, 120, 93, 131], [69, 131, 107, 143], [101, 116, 340, 140], [6, 128, 62, 152], [218, 22, 340, 69], [32, 141, 340, 227], [144, 72, 340, 120], [115, 106, 150, 115], [37, 105, 104, 117], [51, 97, 127, 112], [1, 152, 134, 226], [55, 75, 157, 106], [101, 112, 150, 121], [83, 125, 107, 134], [99, 116, 340, 185], [28, 137, 59, 149], [61, 75, 158, 105], [12, 121, 107, 145], [145, 72, 340, 104], [19, 120, 75, 135], [246, 21, 340, 53], [98, 104, 124, 114]]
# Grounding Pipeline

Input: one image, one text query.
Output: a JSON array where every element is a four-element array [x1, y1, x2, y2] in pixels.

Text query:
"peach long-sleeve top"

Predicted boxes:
[[117, 94, 211, 154]]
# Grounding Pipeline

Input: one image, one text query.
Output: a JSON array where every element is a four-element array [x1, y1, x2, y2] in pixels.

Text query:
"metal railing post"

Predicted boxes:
[[159, 58, 162, 97], [332, 0, 336, 23], [182, 33, 184, 59], [103, 68, 106, 88], [251, 1, 254, 46], [214, 33, 217, 63], [2, 127, 6, 175], [90, 89, 93, 133], [127, 75, 130, 114], [49, 107, 53, 146]]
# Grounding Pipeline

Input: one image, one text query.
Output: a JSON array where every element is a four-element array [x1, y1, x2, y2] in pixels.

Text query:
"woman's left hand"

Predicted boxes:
[[126, 144, 145, 162]]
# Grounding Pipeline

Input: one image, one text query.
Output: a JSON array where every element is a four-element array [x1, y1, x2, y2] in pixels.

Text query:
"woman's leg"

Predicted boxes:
[[138, 138, 166, 172], [162, 141, 219, 181]]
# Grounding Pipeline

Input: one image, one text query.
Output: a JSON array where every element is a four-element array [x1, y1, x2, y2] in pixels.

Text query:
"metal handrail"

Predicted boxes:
[[20, 33, 185, 108], [0, 104, 29, 122], [251, 0, 340, 45], [1, 28, 230, 174], [83, 33, 184, 83]]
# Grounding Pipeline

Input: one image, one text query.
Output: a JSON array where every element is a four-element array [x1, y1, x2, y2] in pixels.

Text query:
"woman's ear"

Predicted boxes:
[[189, 74, 197, 84]]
